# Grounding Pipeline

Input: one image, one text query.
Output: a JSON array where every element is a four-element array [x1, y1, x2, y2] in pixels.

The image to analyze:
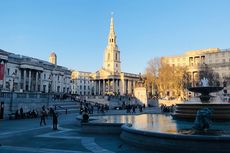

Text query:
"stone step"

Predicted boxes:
[[55, 108, 80, 114]]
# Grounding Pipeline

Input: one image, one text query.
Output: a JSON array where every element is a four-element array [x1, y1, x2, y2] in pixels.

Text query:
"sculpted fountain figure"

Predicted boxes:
[[193, 108, 212, 131], [200, 77, 209, 87]]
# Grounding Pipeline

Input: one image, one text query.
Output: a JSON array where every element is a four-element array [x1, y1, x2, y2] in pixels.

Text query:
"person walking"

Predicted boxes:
[[52, 112, 58, 130], [20, 107, 24, 119], [40, 109, 46, 126]]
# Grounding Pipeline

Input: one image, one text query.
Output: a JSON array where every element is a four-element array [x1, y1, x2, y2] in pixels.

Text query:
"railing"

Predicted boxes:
[[54, 105, 68, 114], [0, 92, 11, 98], [17, 93, 27, 98]]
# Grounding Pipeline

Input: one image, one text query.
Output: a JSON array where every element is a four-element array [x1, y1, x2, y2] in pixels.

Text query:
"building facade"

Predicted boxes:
[[71, 70, 93, 95], [0, 50, 71, 93], [161, 48, 230, 97], [90, 16, 139, 95]]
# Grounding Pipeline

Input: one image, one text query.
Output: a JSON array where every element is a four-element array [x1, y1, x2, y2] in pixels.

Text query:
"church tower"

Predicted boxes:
[[103, 15, 121, 73], [49, 52, 57, 65]]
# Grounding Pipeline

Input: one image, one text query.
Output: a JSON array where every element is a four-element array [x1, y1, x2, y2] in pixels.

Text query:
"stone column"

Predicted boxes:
[[127, 80, 129, 94], [119, 79, 122, 95], [18, 69, 21, 91], [23, 69, 26, 91], [123, 79, 126, 95], [28, 70, 31, 91], [35, 71, 38, 91], [52, 74, 55, 93], [117, 79, 121, 93], [112, 79, 115, 93], [115, 79, 117, 93], [108, 79, 111, 93], [103, 80, 105, 95], [131, 80, 134, 95], [129, 80, 131, 95], [98, 80, 101, 95], [40, 72, 43, 92], [114, 79, 117, 93], [15, 69, 22, 91], [2, 61, 6, 89], [117, 79, 119, 94], [94, 81, 96, 95]]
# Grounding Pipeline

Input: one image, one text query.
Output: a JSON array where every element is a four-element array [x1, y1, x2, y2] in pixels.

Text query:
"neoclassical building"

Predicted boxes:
[[161, 48, 230, 97], [71, 70, 93, 95], [0, 50, 71, 93], [90, 16, 139, 95]]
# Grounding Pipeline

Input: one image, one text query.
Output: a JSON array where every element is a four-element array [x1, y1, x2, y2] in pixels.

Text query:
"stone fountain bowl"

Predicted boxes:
[[188, 86, 224, 95]]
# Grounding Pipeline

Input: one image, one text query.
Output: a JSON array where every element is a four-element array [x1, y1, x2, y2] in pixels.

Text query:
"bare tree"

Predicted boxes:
[[156, 61, 189, 99], [144, 57, 160, 98]]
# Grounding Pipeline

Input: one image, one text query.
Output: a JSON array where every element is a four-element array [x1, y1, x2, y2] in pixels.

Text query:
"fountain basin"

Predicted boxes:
[[121, 124, 230, 153], [79, 114, 230, 153], [172, 103, 230, 121], [188, 86, 224, 94], [188, 86, 224, 103]]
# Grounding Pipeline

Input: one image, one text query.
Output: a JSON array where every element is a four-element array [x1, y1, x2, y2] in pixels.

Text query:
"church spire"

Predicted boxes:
[[108, 13, 116, 45], [103, 14, 121, 73], [110, 14, 115, 34]]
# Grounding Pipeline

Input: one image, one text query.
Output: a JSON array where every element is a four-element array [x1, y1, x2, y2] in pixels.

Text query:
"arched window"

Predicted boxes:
[[107, 53, 110, 60], [116, 53, 117, 60]]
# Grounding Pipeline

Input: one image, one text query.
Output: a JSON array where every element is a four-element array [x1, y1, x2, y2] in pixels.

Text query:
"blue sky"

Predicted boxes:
[[1, 0, 230, 74]]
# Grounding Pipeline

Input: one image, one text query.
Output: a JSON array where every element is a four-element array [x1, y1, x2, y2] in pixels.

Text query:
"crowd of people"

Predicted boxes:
[[79, 101, 109, 115], [14, 107, 38, 119], [160, 104, 175, 113]]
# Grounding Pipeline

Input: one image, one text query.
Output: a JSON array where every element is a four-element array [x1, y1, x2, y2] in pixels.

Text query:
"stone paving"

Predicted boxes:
[[0, 108, 160, 153]]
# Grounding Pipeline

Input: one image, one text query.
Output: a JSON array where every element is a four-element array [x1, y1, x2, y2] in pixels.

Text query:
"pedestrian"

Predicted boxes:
[[40, 109, 46, 126], [53, 112, 58, 130], [139, 105, 143, 112], [20, 107, 24, 119]]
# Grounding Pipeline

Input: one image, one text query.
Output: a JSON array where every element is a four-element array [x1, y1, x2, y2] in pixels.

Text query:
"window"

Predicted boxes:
[[108, 64, 110, 67], [223, 82, 227, 87], [7, 68, 9, 75], [116, 53, 117, 60]]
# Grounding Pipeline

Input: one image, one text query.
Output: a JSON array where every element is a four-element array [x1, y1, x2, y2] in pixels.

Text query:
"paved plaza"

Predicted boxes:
[[0, 108, 160, 153]]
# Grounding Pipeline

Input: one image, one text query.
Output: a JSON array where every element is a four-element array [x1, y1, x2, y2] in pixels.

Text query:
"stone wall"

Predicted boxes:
[[0, 92, 74, 119]]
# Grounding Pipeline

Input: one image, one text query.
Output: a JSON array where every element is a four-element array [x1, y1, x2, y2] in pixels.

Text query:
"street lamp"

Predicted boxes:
[[10, 72, 16, 112]]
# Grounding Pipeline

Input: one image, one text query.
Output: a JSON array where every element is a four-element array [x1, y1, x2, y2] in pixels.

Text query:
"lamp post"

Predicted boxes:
[[10, 72, 16, 112]]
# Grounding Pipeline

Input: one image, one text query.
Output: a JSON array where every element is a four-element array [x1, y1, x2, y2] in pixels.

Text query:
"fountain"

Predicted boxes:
[[80, 78, 230, 153], [172, 77, 230, 121]]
